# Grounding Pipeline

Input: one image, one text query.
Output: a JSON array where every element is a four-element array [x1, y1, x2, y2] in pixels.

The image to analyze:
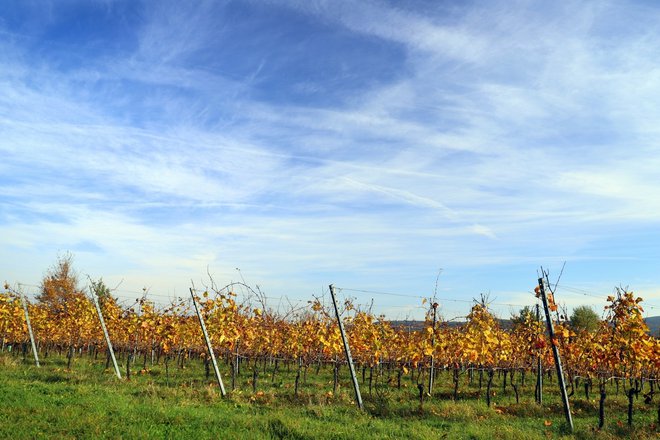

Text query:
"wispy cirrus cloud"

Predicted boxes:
[[2, 0, 660, 317]]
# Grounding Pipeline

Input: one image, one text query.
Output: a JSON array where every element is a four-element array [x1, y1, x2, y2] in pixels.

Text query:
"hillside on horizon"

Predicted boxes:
[[390, 316, 660, 336]]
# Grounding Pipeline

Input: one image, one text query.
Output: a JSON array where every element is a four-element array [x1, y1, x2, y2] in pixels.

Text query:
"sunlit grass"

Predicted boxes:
[[0, 352, 657, 439]]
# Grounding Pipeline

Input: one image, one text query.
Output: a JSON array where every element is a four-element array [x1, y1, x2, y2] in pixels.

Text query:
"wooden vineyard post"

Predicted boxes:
[[329, 284, 363, 410], [538, 278, 573, 432], [536, 303, 542, 405], [190, 288, 227, 397], [90, 287, 121, 379], [19, 288, 40, 368], [428, 302, 438, 395]]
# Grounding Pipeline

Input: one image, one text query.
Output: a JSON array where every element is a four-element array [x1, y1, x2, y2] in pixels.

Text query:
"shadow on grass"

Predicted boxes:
[[268, 418, 311, 440], [42, 373, 72, 383]]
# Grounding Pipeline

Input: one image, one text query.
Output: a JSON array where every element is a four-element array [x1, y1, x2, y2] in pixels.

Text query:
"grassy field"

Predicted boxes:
[[0, 352, 657, 439]]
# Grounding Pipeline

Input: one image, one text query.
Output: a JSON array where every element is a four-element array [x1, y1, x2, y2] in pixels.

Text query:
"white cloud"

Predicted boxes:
[[2, 0, 660, 318]]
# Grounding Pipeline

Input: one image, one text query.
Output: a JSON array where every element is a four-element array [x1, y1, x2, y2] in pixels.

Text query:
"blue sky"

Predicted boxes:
[[2, 0, 660, 320]]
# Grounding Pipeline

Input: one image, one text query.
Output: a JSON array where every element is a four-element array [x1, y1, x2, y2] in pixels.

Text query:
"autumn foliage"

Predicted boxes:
[[1, 259, 658, 398]]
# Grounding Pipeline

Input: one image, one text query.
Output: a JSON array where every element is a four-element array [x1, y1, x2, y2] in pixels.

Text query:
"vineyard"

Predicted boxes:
[[1, 260, 659, 439]]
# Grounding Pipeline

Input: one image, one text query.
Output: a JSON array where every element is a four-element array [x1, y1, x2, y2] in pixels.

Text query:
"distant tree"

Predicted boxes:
[[570, 305, 600, 333], [88, 277, 119, 310], [511, 305, 536, 326], [38, 252, 85, 312], [89, 278, 111, 299]]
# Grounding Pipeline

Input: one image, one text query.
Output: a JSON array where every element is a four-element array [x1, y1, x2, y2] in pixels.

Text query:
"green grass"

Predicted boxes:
[[0, 353, 657, 439]]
